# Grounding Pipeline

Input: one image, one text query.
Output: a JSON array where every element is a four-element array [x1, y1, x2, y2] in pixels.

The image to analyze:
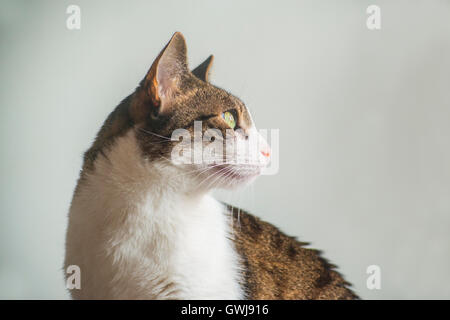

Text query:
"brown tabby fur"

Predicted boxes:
[[229, 207, 358, 299], [77, 32, 358, 299]]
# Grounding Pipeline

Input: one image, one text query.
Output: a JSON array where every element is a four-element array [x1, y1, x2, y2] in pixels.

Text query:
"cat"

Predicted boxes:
[[64, 32, 358, 300]]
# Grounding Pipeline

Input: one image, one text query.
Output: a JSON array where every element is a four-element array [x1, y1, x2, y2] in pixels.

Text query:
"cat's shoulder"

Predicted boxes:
[[224, 204, 359, 300]]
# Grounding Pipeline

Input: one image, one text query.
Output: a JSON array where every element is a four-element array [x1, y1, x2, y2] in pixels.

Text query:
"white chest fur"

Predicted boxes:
[[65, 131, 244, 299]]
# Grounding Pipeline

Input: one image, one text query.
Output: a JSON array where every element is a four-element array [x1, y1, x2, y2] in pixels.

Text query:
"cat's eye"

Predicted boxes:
[[222, 111, 236, 129]]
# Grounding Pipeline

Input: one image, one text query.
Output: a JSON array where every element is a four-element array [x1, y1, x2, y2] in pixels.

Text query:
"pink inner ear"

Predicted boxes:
[[157, 70, 177, 100], [156, 53, 185, 101]]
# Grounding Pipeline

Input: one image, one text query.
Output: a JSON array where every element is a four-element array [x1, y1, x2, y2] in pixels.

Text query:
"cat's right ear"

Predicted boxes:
[[140, 32, 189, 113], [192, 55, 214, 82]]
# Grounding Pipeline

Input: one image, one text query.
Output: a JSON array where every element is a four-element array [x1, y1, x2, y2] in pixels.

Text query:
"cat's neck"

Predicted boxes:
[[87, 129, 206, 215]]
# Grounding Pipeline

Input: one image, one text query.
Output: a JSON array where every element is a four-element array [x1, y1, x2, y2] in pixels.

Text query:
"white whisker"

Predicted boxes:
[[139, 128, 174, 141]]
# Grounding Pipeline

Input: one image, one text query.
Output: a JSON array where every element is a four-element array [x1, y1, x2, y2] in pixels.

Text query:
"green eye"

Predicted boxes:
[[222, 111, 236, 129]]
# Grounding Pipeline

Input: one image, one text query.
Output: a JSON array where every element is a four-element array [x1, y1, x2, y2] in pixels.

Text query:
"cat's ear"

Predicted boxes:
[[192, 55, 214, 82], [143, 32, 189, 111]]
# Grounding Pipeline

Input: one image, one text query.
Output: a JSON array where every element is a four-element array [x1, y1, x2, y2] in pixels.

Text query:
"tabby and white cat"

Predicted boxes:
[[64, 32, 357, 300]]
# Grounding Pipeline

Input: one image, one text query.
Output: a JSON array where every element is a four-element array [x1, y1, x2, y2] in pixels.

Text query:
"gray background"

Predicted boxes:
[[1, 0, 449, 299]]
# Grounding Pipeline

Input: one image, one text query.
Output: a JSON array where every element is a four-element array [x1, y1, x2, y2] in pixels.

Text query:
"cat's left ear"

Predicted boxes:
[[142, 32, 189, 111], [192, 55, 214, 82]]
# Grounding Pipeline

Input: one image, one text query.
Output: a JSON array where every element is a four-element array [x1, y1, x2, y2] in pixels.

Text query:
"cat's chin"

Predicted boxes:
[[205, 164, 262, 190], [169, 162, 263, 192], [218, 175, 258, 190]]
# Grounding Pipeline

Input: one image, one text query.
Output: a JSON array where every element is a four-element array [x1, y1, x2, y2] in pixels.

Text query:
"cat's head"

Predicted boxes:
[[126, 32, 270, 190]]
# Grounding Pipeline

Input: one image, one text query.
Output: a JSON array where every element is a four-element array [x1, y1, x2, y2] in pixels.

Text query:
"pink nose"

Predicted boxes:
[[261, 150, 270, 158]]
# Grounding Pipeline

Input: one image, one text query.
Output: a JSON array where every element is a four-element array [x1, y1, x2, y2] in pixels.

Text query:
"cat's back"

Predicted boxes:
[[228, 206, 358, 300]]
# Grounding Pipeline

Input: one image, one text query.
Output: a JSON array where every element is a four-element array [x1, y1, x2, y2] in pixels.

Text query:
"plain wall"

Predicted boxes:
[[1, 0, 449, 299]]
